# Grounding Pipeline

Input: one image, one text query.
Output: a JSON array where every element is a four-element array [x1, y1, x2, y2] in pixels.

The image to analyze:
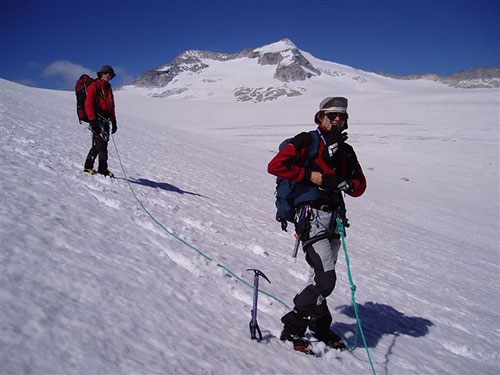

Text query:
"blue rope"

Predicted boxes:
[[336, 216, 377, 375], [109, 134, 292, 310]]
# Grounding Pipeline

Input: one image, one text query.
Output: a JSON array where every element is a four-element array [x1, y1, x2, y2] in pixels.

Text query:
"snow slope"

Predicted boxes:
[[1, 78, 499, 374]]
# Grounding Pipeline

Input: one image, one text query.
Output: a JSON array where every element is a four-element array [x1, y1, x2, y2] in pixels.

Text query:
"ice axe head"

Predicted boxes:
[[247, 268, 270, 284]]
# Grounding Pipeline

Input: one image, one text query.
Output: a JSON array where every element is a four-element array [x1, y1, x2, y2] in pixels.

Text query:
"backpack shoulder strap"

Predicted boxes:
[[86, 78, 105, 98], [307, 129, 321, 161]]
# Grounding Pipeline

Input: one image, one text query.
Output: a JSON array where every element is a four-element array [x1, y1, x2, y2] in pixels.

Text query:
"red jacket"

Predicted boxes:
[[268, 130, 366, 198], [85, 78, 116, 126]]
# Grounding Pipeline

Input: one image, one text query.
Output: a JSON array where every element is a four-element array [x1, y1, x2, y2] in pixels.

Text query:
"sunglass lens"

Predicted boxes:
[[326, 112, 347, 121]]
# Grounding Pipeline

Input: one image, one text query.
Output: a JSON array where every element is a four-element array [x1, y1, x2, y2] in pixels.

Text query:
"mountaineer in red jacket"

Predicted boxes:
[[268, 96, 366, 354], [83, 65, 117, 177]]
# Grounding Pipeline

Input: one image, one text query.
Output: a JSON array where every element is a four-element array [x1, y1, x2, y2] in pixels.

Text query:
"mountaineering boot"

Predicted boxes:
[[280, 327, 315, 355], [83, 168, 95, 175], [320, 331, 348, 351], [97, 169, 114, 178]]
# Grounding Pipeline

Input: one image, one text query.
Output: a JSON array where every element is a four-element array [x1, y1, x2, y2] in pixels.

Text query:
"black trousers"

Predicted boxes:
[[84, 120, 109, 171]]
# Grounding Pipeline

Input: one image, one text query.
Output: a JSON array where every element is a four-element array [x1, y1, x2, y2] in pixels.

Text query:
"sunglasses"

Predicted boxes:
[[325, 112, 348, 121]]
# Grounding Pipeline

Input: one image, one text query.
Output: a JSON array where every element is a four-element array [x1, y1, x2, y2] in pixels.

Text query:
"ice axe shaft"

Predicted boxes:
[[247, 269, 270, 341], [292, 233, 301, 258]]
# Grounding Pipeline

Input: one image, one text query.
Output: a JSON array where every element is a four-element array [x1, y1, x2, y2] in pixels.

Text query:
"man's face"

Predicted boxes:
[[321, 111, 348, 131], [101, 72, 112, 82]]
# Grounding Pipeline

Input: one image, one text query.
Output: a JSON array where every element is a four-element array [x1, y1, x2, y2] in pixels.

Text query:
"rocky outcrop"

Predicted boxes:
[[233, 86, 305, 102], [131, 38, 321, 89], [127, 39, 499, 102], [445, 67, 500, 88], [378, 67, 499, 88]]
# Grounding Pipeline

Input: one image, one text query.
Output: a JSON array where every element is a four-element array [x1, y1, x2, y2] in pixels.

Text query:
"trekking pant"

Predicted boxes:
[[281, 208, 340, 339], [84, 119, 109, 171]]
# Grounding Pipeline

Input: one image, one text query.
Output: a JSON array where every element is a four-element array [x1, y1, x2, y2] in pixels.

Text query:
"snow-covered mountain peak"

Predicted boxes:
[[125, 38, 365, 102], [123, 38, 499, 102], [254, 38, 298, 54]]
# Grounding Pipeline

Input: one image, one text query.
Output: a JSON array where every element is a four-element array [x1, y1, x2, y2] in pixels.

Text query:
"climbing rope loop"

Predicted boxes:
[[109, 134, 291, 309]]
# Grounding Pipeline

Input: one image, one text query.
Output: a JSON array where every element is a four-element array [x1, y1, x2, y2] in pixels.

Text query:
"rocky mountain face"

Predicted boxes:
[[130, 39, 324, 102], [132, 49, 254, 88], [131, 39, 320, 88], [445, 67, 500, 88], [127, 38, 499, 102], [256, 42, 321, 82], [379, 67, 500, 89]]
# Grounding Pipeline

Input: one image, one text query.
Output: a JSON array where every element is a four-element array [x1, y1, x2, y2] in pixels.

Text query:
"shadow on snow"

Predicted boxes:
[[125, 177, 207, 198], [333, 301, 434, 348]]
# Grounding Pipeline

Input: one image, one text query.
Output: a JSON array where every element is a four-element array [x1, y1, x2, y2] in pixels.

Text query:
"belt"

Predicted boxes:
[[309, 202, 333, 212]]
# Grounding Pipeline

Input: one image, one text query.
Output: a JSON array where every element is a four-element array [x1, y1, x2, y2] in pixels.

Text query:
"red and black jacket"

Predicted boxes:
[[268, 129, 366, 207], [85, 78, 116, 126]]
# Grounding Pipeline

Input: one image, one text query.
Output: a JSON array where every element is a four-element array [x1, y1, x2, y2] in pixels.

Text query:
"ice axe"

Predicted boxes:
[[247, 268, 271, 341]]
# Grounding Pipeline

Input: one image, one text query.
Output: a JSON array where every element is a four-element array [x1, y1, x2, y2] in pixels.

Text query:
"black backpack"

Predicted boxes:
[[274, 130, 320, 231], [75, 74, 95, 123]]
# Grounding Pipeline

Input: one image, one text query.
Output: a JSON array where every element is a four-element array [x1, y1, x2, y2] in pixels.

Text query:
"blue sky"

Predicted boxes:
[[1, 0, 498, 90]]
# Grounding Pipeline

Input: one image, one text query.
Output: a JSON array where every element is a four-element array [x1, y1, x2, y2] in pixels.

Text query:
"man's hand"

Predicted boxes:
[[89, 120, 100, 133], [324, 130, 348, 158], [322, 174, 353, 192], [310, 171, 323, 186]]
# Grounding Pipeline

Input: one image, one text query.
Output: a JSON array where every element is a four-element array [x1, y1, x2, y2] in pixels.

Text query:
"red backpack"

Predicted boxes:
[[75, 74, 95, 123]]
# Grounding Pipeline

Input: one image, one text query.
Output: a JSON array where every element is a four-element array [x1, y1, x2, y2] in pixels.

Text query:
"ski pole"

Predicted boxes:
[[247, 269, 271, 342]]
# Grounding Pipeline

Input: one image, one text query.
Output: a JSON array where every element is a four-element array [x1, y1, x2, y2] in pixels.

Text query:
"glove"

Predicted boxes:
[[112, 123, 117, 134], [322, 174, 353, 193], [323, 130, 348, 158], [89, 120, 100, 134]]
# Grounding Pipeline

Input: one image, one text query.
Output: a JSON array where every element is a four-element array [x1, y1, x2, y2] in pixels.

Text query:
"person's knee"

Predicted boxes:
[[316, 270, 336, 297]]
